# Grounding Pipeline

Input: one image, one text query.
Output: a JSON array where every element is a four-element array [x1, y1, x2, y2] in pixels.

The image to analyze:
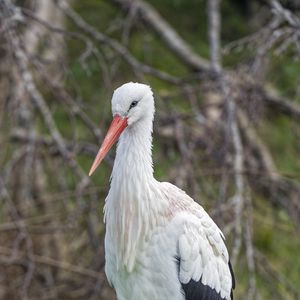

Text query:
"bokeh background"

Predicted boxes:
[[1, 0, 300, 299]]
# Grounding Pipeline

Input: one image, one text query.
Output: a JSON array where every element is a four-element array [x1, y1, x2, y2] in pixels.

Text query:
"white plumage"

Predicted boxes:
[[89, 82, 235, 300]]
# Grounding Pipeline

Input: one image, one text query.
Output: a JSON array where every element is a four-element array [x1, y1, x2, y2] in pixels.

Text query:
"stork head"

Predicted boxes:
[[89, 82, 154, 176], [112, 82, 154, 125]]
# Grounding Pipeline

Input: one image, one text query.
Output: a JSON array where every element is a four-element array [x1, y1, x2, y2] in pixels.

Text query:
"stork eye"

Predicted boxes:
[[129, 100, 138, 109]]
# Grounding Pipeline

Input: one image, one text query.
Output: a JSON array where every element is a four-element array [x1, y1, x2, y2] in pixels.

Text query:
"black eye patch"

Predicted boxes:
[[129, 100, 138, 110]]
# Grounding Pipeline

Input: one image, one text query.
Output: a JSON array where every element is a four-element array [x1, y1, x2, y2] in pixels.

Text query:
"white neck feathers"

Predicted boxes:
[[104, 116, 166, 271]]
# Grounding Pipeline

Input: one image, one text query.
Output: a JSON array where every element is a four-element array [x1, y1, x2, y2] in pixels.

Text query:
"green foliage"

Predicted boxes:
[[259, 116, 300, 180], [268, 53, 300, 101]]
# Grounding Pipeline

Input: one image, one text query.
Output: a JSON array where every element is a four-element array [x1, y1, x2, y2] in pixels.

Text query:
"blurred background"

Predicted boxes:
[[1, 0, 300, 299]]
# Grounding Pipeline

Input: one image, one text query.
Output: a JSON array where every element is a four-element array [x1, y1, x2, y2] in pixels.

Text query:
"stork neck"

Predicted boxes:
[[111, 117, 154, 184], [106, 117, 159, 271]]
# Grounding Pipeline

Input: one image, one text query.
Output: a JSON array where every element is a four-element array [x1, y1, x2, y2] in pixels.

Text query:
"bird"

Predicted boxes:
[[88, 82, 235, 300]]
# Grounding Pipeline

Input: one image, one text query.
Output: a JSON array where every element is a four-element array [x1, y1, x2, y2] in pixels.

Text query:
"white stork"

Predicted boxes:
[[89, 82, 235, 300]]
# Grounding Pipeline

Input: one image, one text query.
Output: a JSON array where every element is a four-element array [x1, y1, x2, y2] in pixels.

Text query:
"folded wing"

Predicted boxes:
[[177, 213, 235, 300]]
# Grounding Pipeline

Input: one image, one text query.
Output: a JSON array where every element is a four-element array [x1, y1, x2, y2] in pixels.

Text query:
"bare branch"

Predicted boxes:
[[57, 0, 180, 84], [0, 246, 103, 280], [110, 0, 211, 72], [208, 0, 221, 72], [207, 0, 245, 266]]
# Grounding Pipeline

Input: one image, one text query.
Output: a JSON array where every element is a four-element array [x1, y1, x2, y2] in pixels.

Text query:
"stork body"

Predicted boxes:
[[89, 82, 235, 300]]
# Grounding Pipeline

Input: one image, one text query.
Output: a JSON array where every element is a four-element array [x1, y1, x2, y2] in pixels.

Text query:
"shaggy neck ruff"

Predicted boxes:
[[104, 116, 167, 271]]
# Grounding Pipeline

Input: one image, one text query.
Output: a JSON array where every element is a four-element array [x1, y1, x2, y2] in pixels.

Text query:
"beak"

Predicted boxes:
[[88, 114, 128, 176]]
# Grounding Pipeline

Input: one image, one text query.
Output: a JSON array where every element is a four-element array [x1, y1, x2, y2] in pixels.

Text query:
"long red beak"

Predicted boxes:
[[88, 114, 128, 176]]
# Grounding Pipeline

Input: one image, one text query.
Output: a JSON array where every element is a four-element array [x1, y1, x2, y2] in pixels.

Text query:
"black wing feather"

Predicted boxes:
[[228, 260, 235, 299], [182, 279, 226, 300], [177, 258, 235, 300]]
